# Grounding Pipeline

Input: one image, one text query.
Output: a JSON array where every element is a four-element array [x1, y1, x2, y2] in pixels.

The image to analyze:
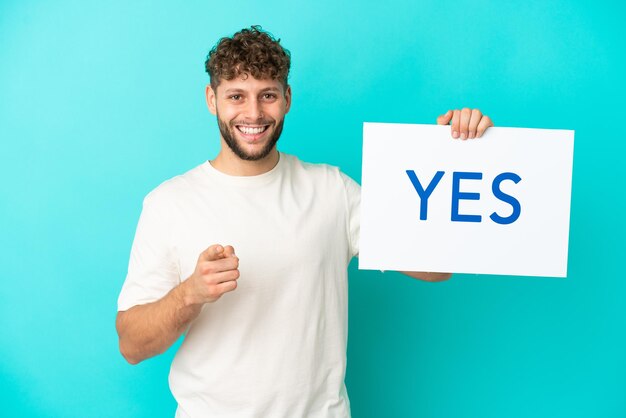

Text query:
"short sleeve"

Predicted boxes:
[[340, 172, 361, 258], [117, 192, 180, 311]]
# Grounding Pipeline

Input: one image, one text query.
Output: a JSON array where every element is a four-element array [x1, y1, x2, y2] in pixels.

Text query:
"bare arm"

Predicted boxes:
[[401, 271, 452, 282], [116, 282, 201, 364], [116, 245, 239, 364]]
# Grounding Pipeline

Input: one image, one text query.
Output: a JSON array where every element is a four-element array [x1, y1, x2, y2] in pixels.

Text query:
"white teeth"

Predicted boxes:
[[238, 126, 267, 135]]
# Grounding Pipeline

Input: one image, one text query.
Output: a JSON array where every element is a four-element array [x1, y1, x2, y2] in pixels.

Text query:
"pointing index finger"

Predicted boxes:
[[223, 245, 236, 258], [199, 244, 224, 262]]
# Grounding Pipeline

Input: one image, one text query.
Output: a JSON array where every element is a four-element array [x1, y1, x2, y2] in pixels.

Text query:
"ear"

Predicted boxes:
[[284, 85, 292, 114], [205, 84, 217, 115]]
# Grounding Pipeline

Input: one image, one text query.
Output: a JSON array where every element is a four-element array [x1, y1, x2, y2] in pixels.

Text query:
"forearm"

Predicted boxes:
[[116, 281, 202, 364], [401, 271, 452, 282]]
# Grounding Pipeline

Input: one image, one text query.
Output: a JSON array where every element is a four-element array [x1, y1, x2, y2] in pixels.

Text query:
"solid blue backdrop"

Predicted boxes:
[[1, 1, 624, 417]]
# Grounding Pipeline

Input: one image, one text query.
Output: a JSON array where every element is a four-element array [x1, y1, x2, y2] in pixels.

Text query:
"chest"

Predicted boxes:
[[171, 181, 349, 286]]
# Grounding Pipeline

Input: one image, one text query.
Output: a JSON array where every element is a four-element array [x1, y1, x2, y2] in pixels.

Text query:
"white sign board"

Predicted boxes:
[[359, 123, 574, 278]]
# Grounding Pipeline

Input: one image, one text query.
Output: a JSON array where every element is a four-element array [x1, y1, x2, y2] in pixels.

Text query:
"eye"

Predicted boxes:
[[229, 94, 241, 101], [262, 93, 277, 101]]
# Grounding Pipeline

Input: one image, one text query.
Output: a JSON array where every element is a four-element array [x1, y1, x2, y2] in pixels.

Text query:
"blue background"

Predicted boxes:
[[1, 1, 624, 417]]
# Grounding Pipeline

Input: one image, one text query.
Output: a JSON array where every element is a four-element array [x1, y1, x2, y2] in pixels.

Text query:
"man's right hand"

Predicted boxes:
[[182, 244, 240, 305], [117, 243, 239, 364]]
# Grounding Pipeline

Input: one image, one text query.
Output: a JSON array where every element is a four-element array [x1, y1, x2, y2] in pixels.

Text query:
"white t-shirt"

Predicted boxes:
[[118, 153, 361, 418]]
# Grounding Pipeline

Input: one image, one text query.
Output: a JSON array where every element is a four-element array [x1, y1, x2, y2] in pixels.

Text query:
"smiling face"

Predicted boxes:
[[207, 75, 291, 162]]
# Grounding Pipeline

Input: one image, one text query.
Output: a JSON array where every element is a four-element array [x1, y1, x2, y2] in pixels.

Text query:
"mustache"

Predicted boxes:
[[230, 119, 274, 126]]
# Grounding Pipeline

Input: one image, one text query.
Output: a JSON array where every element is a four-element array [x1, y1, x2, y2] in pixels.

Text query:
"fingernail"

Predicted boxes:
[[453, 131, 459, 138], [460, 133, 466, 140]]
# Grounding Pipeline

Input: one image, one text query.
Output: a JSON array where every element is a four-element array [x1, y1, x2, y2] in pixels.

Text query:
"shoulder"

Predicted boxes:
[[280, 154, 361, 216], [142, 162, 208, 207], [282, 153, 359, 187]]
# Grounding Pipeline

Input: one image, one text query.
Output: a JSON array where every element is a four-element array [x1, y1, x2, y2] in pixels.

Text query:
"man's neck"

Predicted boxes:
[[210, 147, 280, 176]]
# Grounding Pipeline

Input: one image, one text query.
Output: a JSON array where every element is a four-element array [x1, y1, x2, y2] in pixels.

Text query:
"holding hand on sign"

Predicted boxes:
[[437, 108, 494, 140]]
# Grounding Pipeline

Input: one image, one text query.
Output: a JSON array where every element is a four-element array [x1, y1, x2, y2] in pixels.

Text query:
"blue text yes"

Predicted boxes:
[[405, 170, 522, 225]]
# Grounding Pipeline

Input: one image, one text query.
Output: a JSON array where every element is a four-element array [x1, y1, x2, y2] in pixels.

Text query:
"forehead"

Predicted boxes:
[[216, 75, 284, 94]]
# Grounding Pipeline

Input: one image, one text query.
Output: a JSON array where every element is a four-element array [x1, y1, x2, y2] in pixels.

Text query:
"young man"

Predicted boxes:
[[116, 26, 493, 418]]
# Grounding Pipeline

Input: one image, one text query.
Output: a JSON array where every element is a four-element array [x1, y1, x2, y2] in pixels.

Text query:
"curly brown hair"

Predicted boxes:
[[205, 26, 291, 91]]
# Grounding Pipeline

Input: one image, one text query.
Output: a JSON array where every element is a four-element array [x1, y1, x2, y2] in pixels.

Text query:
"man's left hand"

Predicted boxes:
[[436, 108, 493, 140]]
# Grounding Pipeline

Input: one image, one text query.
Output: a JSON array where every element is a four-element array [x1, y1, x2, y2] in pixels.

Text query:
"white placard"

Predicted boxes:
[[359, 123, 574, 278]]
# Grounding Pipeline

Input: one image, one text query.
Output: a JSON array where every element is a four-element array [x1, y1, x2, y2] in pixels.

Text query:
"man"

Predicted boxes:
[[116, 26, 493, 417]]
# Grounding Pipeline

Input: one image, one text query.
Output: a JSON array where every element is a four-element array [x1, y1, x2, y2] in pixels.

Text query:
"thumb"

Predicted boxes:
[[436, 110, 453, 125], [198, 244, 225, 262]]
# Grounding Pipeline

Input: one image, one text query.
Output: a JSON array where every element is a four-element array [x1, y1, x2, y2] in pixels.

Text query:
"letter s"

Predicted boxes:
[[490, 172, 522, 225]]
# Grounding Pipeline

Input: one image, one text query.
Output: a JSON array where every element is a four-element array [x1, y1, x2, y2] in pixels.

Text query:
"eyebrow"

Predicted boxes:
[[223, 88, 244, 94], [223, 87, 281, 94]]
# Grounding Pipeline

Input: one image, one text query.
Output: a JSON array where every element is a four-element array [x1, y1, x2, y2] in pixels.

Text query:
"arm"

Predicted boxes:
[[116, 281, 201, 364], [401, 271, 452, 282], [116, 245, 239, 364]]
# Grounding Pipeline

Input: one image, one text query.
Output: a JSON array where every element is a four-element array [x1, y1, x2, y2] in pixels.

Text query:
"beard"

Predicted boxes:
[[217, 112, 285, 161]]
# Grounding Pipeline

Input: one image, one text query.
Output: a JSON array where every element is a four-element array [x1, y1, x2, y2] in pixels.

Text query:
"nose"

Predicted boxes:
[[243, 98, 263, 121]]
